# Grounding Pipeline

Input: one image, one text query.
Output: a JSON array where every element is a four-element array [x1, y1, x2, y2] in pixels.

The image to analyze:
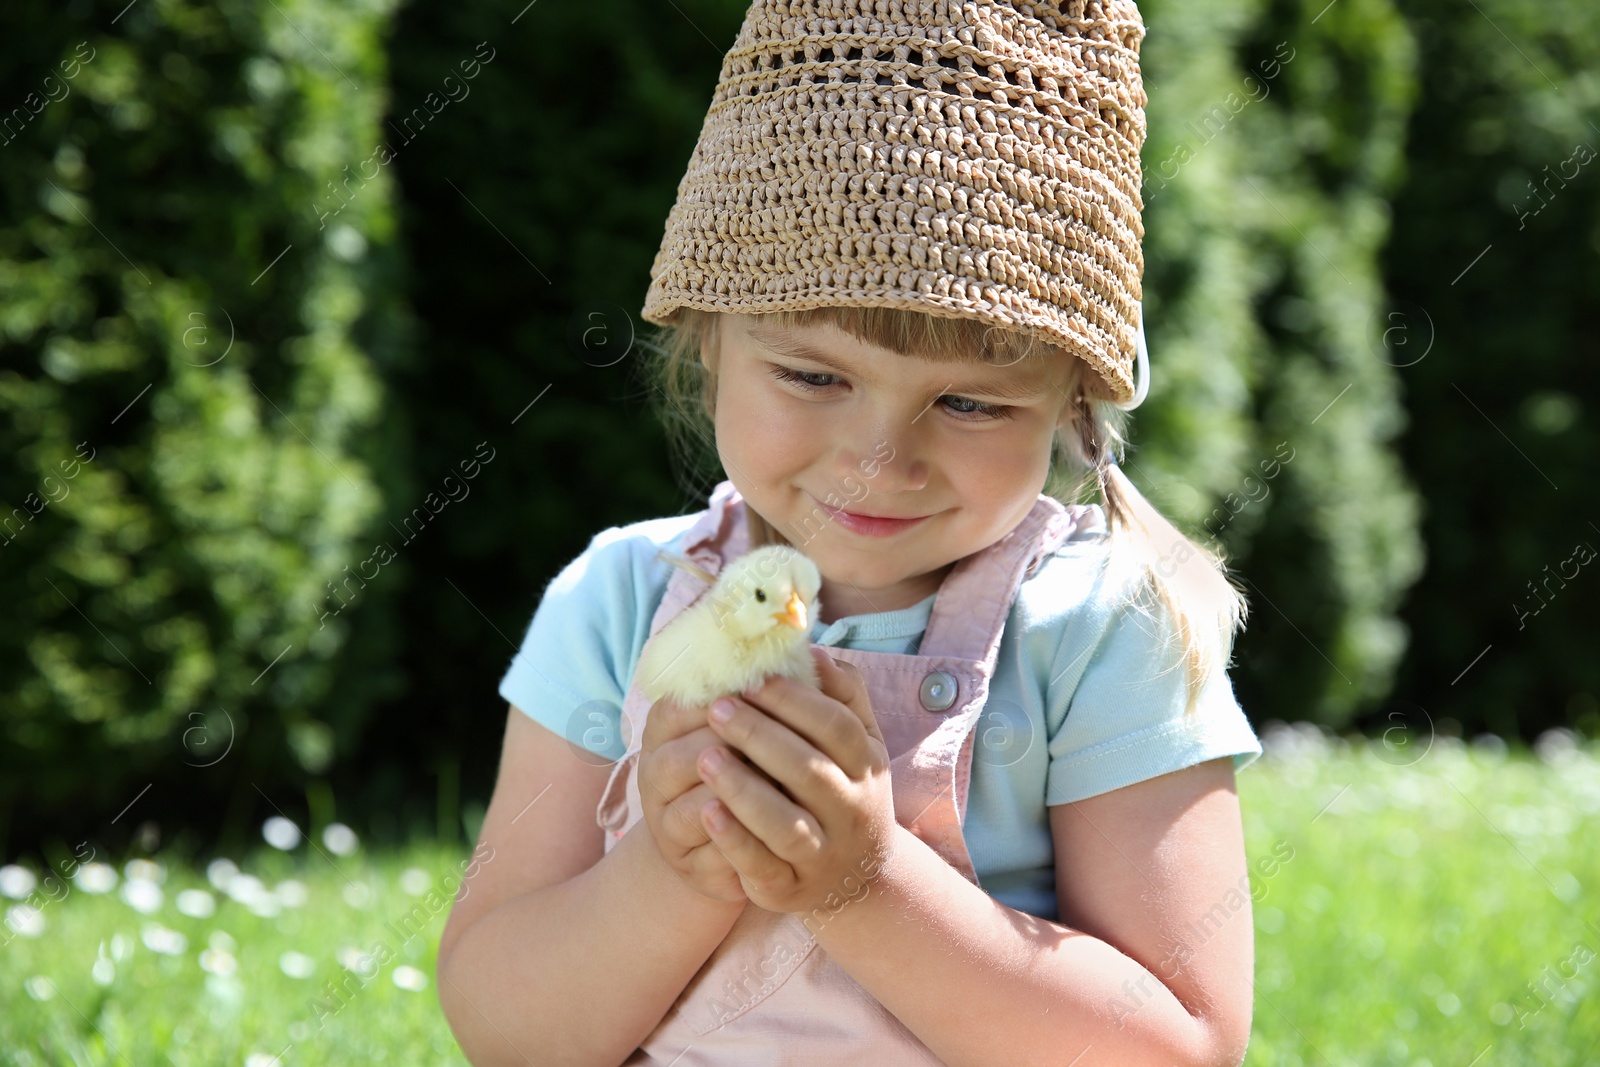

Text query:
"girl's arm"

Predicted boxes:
[[808, 757, 1254, 1067], [437, 705, 746, 1067]]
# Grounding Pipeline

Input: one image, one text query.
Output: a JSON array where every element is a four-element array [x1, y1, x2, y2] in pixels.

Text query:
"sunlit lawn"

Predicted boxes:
[[1239, 725, 1598, 1066], [2, 726, 1596, 1065]]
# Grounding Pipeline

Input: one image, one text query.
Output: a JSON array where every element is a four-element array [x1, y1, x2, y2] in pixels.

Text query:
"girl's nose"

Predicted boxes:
[[847, 439, 929, 493], [895, 457, 931, 492]]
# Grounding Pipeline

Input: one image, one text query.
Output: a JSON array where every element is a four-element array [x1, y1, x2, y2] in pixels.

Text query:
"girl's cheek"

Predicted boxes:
[[719, 382, 812, 465], [741, 386, 820, 443]]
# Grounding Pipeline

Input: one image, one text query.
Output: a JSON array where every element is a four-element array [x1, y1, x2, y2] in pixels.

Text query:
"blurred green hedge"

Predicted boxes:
[[1136, 0, 1424, 728], [1378, 0, 1600, 741], [0, 0, 412, 855]]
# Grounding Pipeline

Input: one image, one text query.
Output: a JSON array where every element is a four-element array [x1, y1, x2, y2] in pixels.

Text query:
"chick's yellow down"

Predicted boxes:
[[636, 545, 824, 709]]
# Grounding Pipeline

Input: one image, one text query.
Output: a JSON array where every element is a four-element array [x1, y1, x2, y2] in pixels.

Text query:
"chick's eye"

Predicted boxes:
[[754, 589, 766, 603]]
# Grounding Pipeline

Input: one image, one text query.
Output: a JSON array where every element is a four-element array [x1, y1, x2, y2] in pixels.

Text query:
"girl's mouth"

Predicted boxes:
[[812, 497, 933, 538]]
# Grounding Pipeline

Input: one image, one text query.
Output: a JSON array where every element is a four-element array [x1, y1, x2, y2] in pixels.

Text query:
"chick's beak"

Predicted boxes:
[[775, 590, 808, 631]]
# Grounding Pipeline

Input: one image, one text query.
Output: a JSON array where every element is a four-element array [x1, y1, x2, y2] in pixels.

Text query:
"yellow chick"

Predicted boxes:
[[637, 544, 824, 709]]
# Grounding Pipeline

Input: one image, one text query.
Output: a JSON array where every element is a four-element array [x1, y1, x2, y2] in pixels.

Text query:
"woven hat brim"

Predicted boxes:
[[640, 1, 1148, 405]]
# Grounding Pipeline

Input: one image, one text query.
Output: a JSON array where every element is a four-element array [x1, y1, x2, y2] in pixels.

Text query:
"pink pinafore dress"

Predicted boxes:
[[595, 480, 1087, 1065]]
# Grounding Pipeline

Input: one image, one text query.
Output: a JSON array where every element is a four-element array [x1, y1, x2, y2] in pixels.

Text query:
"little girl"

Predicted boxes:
[[439, 2, 1263, 1065]]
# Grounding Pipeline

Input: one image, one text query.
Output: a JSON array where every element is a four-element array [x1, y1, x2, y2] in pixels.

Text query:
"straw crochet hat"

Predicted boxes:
[[640, 0, 1151, 407]]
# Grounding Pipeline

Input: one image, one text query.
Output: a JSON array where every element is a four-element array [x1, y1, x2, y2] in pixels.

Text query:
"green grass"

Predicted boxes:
[[1240, 727, 1599, 1066], [2, 729, 1596, 1065], [0, 837, 473, 1066]]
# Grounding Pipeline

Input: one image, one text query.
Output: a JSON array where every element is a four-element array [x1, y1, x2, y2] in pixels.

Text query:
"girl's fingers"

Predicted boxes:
[[708, 697, 847, 813], [651, 727, 731, 798], [698, 742, 823, 867], [698, 798, 780, 891], [810, 650, 886, 750], [661, 782, 720, 843], [732, 671, 876, 780]]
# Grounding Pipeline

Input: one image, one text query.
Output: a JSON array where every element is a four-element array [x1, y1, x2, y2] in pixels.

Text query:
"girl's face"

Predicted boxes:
[[709, 313, 1075, 623]]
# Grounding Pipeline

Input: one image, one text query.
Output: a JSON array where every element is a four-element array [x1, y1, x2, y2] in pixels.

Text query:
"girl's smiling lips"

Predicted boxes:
[[808, 493, 935, 538]]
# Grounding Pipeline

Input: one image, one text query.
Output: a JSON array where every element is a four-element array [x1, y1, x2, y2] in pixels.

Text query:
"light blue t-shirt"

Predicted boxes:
[[499, 506, 1262, 922]]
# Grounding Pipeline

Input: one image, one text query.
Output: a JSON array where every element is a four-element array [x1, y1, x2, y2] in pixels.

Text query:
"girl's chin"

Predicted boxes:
[[811, 555, 920, 594]]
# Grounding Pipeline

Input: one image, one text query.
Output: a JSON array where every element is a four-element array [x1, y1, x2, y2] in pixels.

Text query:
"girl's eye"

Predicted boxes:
[[768, 366, 1013, 422], [771, 367, 838, 391], [939, 395, 1013, 421]]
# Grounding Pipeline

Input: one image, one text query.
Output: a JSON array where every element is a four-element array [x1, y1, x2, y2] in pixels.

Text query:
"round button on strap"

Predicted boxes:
[[918, 671, 958, 713]]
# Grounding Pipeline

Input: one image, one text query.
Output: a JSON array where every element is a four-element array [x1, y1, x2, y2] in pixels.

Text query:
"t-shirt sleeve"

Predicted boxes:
[[497, 532, 635, 762], [1044, 577, 1262, 807]]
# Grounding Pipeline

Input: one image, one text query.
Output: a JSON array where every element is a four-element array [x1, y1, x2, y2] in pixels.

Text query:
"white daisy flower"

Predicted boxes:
[[177, 888, 216, 918], [0, 865, 38, 900], [336, 945, 372, 973], [120, 879, 162, 915], [124, 858, 165, 884], [391, 965, 428, 992], [279, 950, 315, 979], [262, 817, 301, 851], [74, 862, 118, 894], [224, 874, 267, 905], [322, 823, 359, 856], [206, 858, 240, 891], [92, 956, 115, 986], [274, 880, 308, 908], [140, 922, 187, 956], [6, 905, 45, 938], [200, 948, 237, 976]]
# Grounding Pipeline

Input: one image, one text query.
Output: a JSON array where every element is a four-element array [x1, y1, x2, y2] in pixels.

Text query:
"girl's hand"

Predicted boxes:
[[696, 648, 899, 918], [637, 694, 756, 905]]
